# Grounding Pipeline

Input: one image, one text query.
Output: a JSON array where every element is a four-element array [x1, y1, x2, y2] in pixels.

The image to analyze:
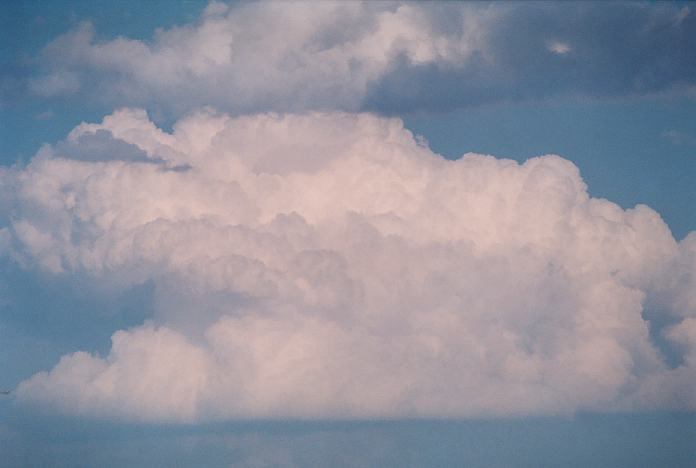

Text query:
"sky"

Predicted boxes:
[[1, 1, 695, 466]]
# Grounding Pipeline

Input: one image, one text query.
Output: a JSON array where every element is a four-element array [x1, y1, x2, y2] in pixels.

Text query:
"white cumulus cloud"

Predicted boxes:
[[30, 2, 490, 113], [1, 109, 694, 422], [26, 2, 696, 115]]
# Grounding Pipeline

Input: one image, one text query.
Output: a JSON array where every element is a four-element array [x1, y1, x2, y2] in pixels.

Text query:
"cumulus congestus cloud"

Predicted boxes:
[[1, 109, 694, 422]]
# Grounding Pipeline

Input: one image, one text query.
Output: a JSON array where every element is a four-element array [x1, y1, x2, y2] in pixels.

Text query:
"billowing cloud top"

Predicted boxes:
[[2, 109, 695, 422], [28, 1, 696, 114]]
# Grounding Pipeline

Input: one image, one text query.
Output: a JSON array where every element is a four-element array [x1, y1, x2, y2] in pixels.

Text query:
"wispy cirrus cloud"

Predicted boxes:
[[663, 129, 696, 147]]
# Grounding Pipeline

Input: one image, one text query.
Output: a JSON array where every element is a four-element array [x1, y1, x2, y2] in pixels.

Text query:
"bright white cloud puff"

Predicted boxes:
[[28, 2, 696, 114], [2, 109, 694, 422]]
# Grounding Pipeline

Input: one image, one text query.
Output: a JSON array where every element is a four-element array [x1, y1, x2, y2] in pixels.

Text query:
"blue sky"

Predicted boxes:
[[1, 1, 696, 466]]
